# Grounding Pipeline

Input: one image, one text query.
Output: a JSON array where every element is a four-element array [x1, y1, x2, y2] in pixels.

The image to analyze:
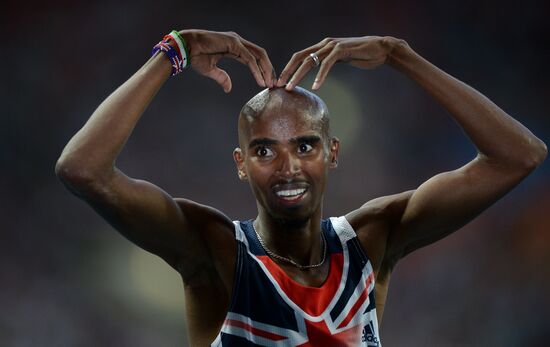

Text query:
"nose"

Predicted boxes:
[[276, 150, 301, 178]]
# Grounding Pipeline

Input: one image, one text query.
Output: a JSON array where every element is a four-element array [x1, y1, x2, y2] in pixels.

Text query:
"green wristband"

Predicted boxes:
[[171, 30, 190, 68]]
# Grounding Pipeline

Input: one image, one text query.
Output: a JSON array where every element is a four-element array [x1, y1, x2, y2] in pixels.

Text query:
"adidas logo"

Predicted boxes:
[[361, 320, 380, 346]]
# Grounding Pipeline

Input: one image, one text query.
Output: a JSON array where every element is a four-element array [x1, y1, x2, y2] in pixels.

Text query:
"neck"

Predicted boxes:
[[254, 207, 324, 267]]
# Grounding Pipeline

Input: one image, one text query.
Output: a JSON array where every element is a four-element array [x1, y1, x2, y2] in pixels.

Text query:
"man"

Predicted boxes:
[[56, 29, 546, 346]]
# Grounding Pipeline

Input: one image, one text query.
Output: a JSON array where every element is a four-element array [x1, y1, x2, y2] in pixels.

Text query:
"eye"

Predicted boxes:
[[256, 146, 274, 157], [298, 143, 313, 153]]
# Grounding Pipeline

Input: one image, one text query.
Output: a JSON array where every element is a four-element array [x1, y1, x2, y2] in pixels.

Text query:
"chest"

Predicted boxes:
[[276, 260, 330, 287], [211, 240, 381, 346]]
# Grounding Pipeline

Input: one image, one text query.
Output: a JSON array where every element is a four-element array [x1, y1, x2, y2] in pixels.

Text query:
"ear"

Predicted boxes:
[[329, 137, 340, 169], [233, 147, 248, 181]]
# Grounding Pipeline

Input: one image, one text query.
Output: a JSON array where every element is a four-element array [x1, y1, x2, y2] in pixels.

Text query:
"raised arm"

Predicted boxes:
[[277, 36, 547, 268], [55, 30, 275, 285]]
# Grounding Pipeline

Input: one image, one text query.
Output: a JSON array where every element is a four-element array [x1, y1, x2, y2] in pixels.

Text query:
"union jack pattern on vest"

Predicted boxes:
[[211, 216, 381, 347]]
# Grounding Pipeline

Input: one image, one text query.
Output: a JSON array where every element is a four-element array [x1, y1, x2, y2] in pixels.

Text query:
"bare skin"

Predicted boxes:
[[56, 30, 547, 346]]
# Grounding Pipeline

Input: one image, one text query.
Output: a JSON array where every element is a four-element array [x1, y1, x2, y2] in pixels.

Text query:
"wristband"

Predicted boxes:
[[166, 30, 190, 69], [152, 40, 184, 76]]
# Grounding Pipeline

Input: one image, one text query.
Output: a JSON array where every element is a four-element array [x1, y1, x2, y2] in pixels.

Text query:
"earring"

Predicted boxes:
[[238, 171, 247, 180]]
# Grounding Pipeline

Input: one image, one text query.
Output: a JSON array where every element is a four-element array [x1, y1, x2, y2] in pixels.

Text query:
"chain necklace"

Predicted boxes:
[[252, 222, 327, 270]]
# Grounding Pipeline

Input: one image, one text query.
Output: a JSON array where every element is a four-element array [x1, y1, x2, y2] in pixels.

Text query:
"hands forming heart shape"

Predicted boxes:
[[179, 29, 405, 93]]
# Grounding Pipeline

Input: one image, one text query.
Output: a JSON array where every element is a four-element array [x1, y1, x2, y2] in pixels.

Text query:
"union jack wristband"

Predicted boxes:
[[152, 39, 184, 76]]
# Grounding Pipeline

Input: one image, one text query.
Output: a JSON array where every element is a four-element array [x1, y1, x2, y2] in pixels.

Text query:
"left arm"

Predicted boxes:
[[382, 39, 547, 263], [278, 36, 547, 266]]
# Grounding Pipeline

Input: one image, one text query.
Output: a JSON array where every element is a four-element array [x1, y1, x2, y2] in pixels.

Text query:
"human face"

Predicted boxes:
[[234, 106, 339, 223]]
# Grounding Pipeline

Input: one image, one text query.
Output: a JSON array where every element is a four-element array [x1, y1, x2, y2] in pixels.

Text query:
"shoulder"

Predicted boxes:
[[174, 198, 234, 231], [343, 190, 415, 271], [173, 198, 236, 286], [173, 198, 236, 267], [346, 190, 415, 228]]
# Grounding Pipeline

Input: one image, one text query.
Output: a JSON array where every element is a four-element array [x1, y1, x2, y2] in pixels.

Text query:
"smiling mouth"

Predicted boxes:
[[272, 181, 310, 204], [276, 188, 307, 198], [273, 188, 308, 204]]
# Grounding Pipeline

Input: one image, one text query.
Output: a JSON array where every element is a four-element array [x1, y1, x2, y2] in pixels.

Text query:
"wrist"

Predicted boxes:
[[178, 29, 198, 56], [151, 30, 191, 77], [149, 51, 174, 76], [383, 36, 411, 67]]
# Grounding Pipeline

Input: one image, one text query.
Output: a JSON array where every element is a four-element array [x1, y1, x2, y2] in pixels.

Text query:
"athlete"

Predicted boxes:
[[56, 29, 546, 346]]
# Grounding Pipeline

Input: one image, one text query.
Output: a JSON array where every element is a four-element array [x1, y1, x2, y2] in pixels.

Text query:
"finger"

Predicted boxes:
[[277, 50, 309, 88], [241, 39, 275, 88], [285, 53, 318, 90], [228, 42, 266, 88], [277, 41, 327, 87], [204, 66, 233, 93], [312, 47, 341, 90]]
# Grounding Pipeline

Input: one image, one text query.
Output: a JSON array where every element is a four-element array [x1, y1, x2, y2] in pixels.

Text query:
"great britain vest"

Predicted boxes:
[[211, 216, 381, 346]]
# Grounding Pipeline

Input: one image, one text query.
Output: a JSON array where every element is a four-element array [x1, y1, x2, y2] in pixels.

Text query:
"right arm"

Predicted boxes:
[[55, 30, 274, 286]]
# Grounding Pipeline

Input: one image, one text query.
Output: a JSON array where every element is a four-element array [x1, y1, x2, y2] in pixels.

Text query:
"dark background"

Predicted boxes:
[[2, 0, 549, 346]]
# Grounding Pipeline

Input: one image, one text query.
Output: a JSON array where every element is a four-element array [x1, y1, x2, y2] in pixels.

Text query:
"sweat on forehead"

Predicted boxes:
[[237, 87, 330, 145]]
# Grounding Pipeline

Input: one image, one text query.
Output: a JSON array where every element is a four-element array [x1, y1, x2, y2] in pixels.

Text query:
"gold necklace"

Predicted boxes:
[[252, 222, 327, 270]]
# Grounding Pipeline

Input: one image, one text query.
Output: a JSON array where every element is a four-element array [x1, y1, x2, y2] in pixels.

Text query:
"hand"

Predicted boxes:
[[277, 36, 403, 90], [180, 30, 275, 93]]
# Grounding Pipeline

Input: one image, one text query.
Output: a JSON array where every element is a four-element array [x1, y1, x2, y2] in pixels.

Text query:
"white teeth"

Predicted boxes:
[[276, 188, 306, 197]]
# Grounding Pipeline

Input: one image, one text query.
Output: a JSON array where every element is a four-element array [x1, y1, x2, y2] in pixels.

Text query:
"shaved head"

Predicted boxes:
[[232, 86, 340, 225], [238, 87, 330, 148]]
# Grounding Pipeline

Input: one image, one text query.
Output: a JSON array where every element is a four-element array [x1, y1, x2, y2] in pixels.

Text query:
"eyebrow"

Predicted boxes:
[[248, 135, 322, 149], [248, 138, 278, 149], [289, 135, 321, 145]]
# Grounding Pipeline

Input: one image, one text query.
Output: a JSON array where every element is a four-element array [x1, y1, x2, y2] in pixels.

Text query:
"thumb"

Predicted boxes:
[[204, 66, 232, 93]]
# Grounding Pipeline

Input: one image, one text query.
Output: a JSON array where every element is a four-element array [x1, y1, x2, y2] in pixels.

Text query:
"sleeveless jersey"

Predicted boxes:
[[211, 216, 381, 347]]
